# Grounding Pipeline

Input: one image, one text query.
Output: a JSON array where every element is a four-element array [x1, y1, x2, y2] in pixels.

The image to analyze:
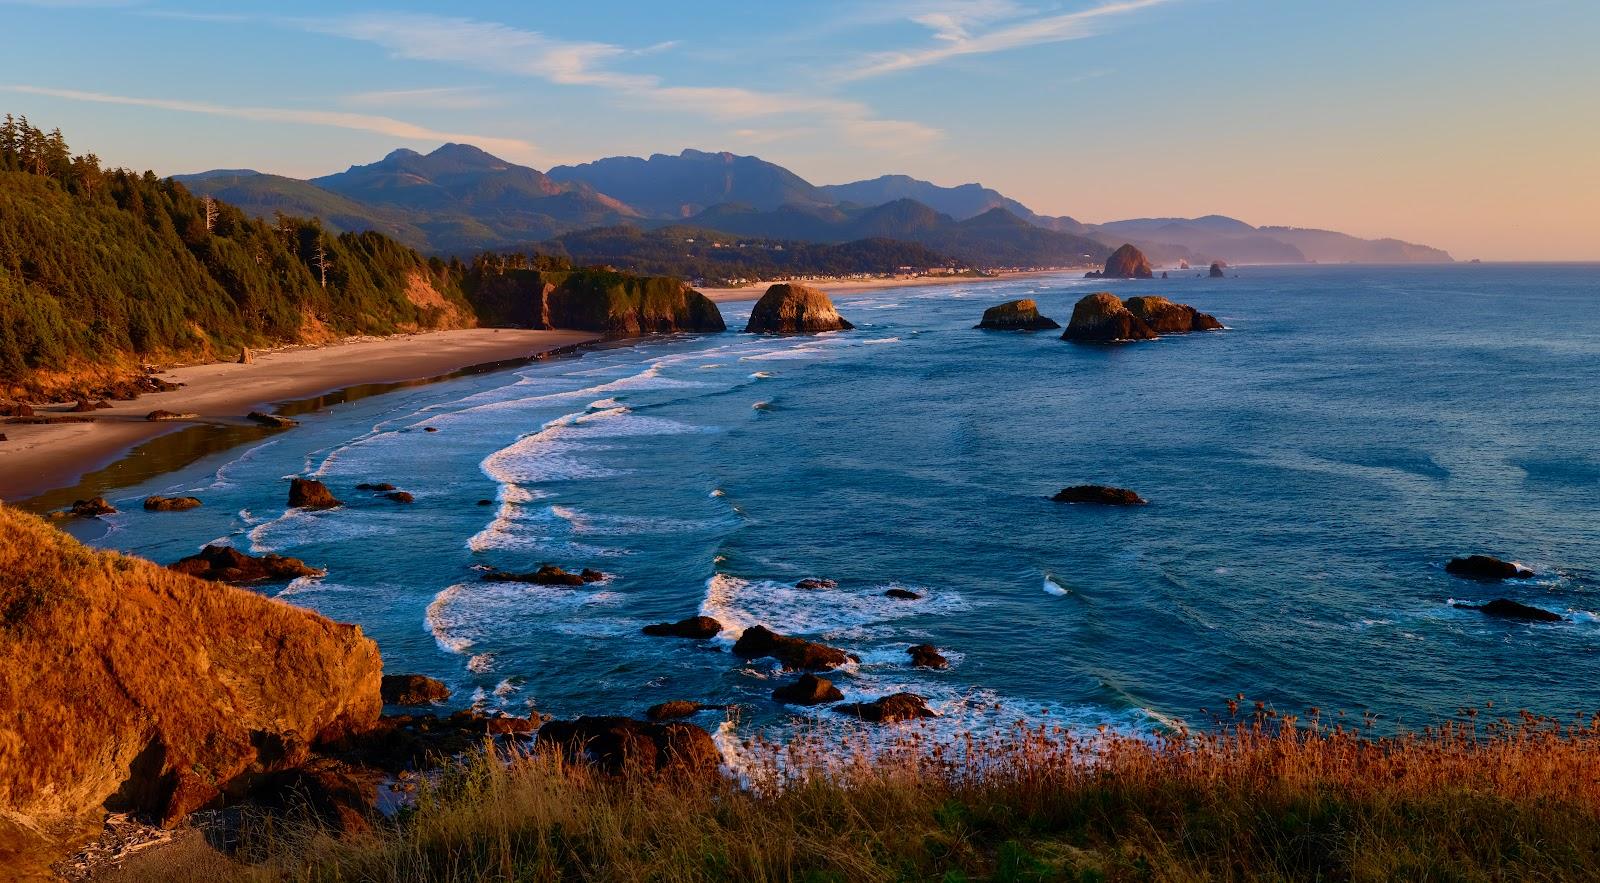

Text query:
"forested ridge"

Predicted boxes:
[[0, 116, 474, 397]]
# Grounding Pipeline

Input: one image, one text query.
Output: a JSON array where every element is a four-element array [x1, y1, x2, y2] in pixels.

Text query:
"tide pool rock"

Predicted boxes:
[[482, 564, 603, 586], [772, 674, 844, 705], [907, 644, 949, 669], [645, 700, 723, 721], [1061, 293, 1158, 342], [642, 616, 724, 639], [1124, 296, 1224, 333], [835, 693, 937, 724], [1052, 485, 1147, 506], [976, 299, 1060, 331], [66, 496, 117, 518], [535, 716, 720, 779], [380, 674, 451, 705], [288, 478, 341, 509], [143, 495, 202, 511], [744, 283, 854, 334], [733, 624, 856, 671], [1446, 555, 1533, 581]]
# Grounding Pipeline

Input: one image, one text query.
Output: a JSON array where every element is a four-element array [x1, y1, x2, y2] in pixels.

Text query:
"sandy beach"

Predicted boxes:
[[697, 269, 1073, 303], [0, 328, 599, 503]]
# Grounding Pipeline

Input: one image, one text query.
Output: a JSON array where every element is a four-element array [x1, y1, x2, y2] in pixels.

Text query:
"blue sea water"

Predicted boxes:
[[68, 264, 1600, 746]]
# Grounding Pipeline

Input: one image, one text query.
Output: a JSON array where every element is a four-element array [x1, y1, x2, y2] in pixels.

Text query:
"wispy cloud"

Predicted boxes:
[[339, 86, 500, 110], [304, 13, 941, 151], [0, 85, 538, 159], [842, 0, 1174, 80]]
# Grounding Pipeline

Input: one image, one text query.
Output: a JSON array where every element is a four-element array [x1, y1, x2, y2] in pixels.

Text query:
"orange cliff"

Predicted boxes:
[[0, 505, 382, 874]]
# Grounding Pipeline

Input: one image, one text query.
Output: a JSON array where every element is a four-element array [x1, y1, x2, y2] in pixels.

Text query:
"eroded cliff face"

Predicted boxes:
[[0, 506, 382, 841], [466, 268, 726, 334]]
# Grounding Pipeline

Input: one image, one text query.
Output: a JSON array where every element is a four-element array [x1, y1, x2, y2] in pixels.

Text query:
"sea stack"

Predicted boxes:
[[975, 299, 1060, 330], [1060, 293, 1158, 342], [1124, 296, 1223, 333], [1096, 244, 1154, 279], [743, 283, 854, 333], [1209, 261, 1227, 278]]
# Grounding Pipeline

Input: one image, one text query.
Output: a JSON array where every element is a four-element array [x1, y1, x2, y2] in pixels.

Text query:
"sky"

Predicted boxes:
[[3, 0, 1598, 260]]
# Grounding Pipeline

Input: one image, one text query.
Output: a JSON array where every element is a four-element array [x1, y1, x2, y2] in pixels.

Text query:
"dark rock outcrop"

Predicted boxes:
[[379, 674, 451, 706], [143, 495, 202, 512], [0, 401, 34, 417], [976, 299, 1060, 331], [466, 268, 726, 334], [835, 693, 937, 724], [795, 578, 838, 590], [907, 644, 949, 669], [1052, 485, 1147, 506], [1446, 555, 1534, 581], [744, 283, 854, 334], [1060, 293, 1158, 342], [1124, 296, 1223, 333], [483, 564, 604, 586], [383, 491, 415, 504], [1209, 261, 1227, 278], [1452, 598, 1563, 622], [884, 588, 923, 600], [145, 409, 197, 421], [535, 716, 720, 779], [169, 544, 324, 583], [288, 478, 341, 509], [356, 483, 397, 492], [248, 411, 298, 428], [248, 757, 377, 835], [642, 616, 724, 639], [733, 625, 856, 671], [67, 497, 117, 518], [645, 700, 724, 721], [772, 674, 845, 705], [1089, 244, 1154, 279]]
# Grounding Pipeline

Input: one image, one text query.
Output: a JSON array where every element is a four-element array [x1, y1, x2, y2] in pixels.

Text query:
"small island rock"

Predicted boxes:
[[733, 624, 856, 671], [1053, 485, 1147, 506], [483, 564, 604, 586], [288, 477, 342, 509], [1446, 555, 1534, 581], [642, 616, 724, 639], [143, 495, 202, 511], [1088, 243, 1154, 279], [744, 283, 854, 334], [67, 496, 117, 518], [885, 588, 922, 600], [907, 644, 949, 669], [1060, 293, 1158, 342], [1124, 295, 1223, 333], [772, 673, 845, 705], [1209, 261, 1228, 278], [976, 299, 1060, 331]]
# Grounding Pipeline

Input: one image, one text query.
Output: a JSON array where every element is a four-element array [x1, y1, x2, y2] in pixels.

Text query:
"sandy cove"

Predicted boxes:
[[0, 329, 600, 503], [697, 269, 1074, 303]]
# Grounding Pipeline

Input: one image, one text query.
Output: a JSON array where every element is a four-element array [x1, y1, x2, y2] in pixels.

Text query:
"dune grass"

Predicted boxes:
[[116, 704, 1600, 882]]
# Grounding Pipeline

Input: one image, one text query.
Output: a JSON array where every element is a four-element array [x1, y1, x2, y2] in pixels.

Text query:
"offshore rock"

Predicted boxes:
[[1209, 261, 1228, 278], [1124, 295, 1223, 333], [288, 478, 341, 509], [483, 564, 604, 586], [1060, 293, 1158, 342], [1446, 555, 1534, 581], [733, 624, 856, 671], [907, 644, 950, 669], [1052, 485, 1147, 506], [772, 674, 845, 705], [835, 693, 937, 724], [1089, 243, 1154, 279], [642, 616, 724, 639], [976, 299, 1060, 331], [744, 283, 854, 333], [1452, 598, 1563, 622], [143, 495, 202, 512], [67, 497, 117, 518]]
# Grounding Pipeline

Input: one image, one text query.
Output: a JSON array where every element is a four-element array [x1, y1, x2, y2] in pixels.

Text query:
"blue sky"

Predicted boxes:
[[4, 0, 1598, 259]]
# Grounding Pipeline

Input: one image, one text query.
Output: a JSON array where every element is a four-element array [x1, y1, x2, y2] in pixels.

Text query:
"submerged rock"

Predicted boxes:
[[1124, 295, 1223, 333], [835, 693, 937, 724], [642, 616, 724, 639], [1060, 293, 1158, 342], [169, 544, 324, 583], [379, 674, 451, 706], [536, 716, 720, 779], [733, 625, 856, 671], [976, 299, 1060, 331], [483, 564, 604, 586], [907, 644, 949, 669], [288, 478, 341, 509], [772, 673, 845, 705], [1052, 485, 1147, 506], [356, 482, 397, 492], [744, 283, 854, 333], [143, 495, 202, 512], [67, 496, 117, 518], [1452, 598, 1563, 622], [1446, 555, 1534, 581]]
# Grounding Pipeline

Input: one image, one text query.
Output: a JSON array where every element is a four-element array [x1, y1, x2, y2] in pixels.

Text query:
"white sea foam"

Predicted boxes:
[[749, 371, 774, 379], [700, 573, 968, 643], [1042, 575, 1070, 596], [425, 581, 627, 659], [861, 337, 900, 345]]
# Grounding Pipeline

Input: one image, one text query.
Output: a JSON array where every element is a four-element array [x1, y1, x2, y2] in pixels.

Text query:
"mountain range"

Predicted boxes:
[[176, 145, 1452, 270]]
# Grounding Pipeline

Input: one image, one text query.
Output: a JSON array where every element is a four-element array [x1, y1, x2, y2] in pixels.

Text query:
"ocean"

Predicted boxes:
[[61, 264, 1600, 747]]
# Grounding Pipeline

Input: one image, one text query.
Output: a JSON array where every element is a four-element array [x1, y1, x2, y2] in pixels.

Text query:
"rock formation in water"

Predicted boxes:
[[1060, 293, 1158, 342], [835, 693, 938, 724], [1052, 485, 1148, 506], [642, 616, 724, 639], [884, 588, 923, 600], [907, 644, 949, 669], [466, 268, 727, 334], [645, 700, 723, 721], [288, 478, 341, 509], [975, 298, 1060, 330], [482, 564, 605, 586], [169, 544, 325, 583], [0, 507, 382, 837], [1124, 296, 1224, 333], [1446, 555, 1533, 581], [1209, 261, 1228, 278], [744, 283, 854, 333], [535, 716, 720, 778], [795, 577, 838, 590], [379, 674, 451, 705], [143, 495, 202, 511], [772, 673, 845, 705], [1451, 598, 1563, 622], [1085, 244, 1154, 279], [66, 496, 117, 518], [733, 624, 856, 670]]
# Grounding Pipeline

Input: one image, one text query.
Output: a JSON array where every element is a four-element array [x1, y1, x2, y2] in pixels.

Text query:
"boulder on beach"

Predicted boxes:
[[1209, 261, 1228, 278], [1124, 295, 1224, 333], [1452, 598, 1563, 622], [379, 674, 451, 706], [0, 506, 382, 833], [1060, 293, 1158, 342], [143, 495, 202, 512], [0, 401, 34, 417], [975, 299, 1060, 331], [733, 624, 856, 671], [247, 411, 297, 428], [835, 693, 937, 724], [483, 564, 604, 586], [772, 673, 845, 705], [744, 283, 854, 334], [66, 496, 117, 518], [1053, 485, 1147, 506], [642, 616, 724, 639], [1446, 555, 1533, 581], [288, 478, 342, 509], [535, 716, 720, 779], [907, 644, 949, 669], [169, 544, 324, 583], [645, 700, 722, 721], [1088, 244, 1154, 279]]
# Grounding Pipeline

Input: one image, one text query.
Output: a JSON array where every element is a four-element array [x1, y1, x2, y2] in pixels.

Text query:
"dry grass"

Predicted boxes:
[[119, 705, 1600, 882]]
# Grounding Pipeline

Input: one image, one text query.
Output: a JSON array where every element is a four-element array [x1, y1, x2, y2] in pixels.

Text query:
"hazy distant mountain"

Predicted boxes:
[[1090, 215, 1451, 265], [548, 149, 829, 218], [1257, 227, 1453, 263]]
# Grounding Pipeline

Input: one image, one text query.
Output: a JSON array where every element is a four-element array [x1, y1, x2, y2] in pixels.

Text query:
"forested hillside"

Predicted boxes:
[[0, 116, 474, 397]]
